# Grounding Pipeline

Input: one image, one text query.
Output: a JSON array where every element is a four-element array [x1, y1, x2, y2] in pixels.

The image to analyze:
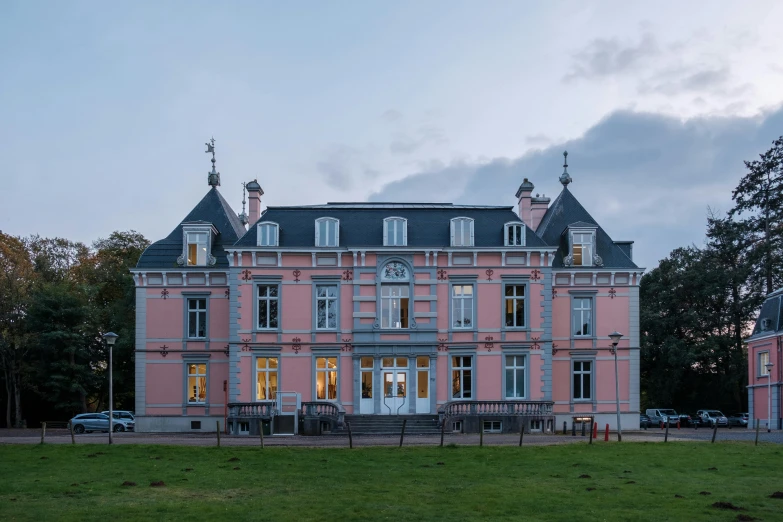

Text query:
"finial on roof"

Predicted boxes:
[[238, 182, 248, 226], [559, 150, 572, 187], [206, 137, 221, 187]]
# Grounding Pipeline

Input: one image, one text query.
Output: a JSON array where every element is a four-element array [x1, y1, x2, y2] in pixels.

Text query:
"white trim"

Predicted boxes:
[[256, 221, 280, 247], [315, 217, 340, 247], [450, 217, 474, 247], [504, 221, 526, 247], [383, 217, 408, 247]]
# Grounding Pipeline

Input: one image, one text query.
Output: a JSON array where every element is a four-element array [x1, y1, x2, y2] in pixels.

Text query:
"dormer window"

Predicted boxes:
[[571, 232, 594, 266], [315, 217, 340, 247], [180, 224, 216, 267], [257, 222, 279, 247], [384, 217, 407, 246], [450, 217, 474, 247], [504, 222, 525, 246]]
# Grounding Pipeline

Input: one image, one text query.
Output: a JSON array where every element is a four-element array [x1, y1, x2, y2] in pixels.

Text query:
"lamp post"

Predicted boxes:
[[608, 331, 624, 442], [103, 332, 119, 444], [766, 362, 774, 432]]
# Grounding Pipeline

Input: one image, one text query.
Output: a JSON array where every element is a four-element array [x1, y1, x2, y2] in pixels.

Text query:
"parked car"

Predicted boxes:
[[697, 410, 728, 427], [727, 412, 749, 427], [101, 411, 135, 432], [678, 413, 697, 427], [69, 413, 111, 434], [684, 413, 705, 427], [645, 408, 678, 426], [639, 414, 653, 428]]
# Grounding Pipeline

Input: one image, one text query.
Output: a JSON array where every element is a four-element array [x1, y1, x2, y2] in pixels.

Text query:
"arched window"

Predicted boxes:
[[450, 217, 474, 247], [504, 222, 525, 246], [257, 222, 279, 247], [383, 217, 407, 246], [315, 217, 340, 247]]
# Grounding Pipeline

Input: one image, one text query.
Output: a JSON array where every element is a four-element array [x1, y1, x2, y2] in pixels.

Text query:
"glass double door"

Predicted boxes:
[[382, 358, 408, 415], [359, 356, 430, 415]]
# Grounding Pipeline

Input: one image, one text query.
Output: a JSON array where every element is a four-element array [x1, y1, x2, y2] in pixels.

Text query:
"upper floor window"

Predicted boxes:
[[450, 217, 474, 247], [384, 217, 407, 246], [187, 363, 207, 404], [257, 285, 279, 329], [759, 351, 770, 377], [186, 231, 208, 266], [381, 285, 409, 328], [571, 231, 595, 266], [187, 298, 207, 338], [572, 297, 592, 337], [316, 285, 338, 330], [504, 285, 526, 328], [257, 222, 279, 247], [504, 222, 525, 246], [452, 284, 474, 329], [315, 217, 339, 247]]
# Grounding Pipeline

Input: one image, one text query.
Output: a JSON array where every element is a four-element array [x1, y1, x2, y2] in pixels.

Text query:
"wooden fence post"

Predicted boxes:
[[711, 421, 718, 443], [479, 418, 484, 447], [260, 421, 265, 449], [519, 421, 525, 447], [41, 422, 46, 445], [754, 419, 760, 446], [588, 418, 593, 445], [399, 419, 407, 448], [440, 419, 446, 447], [216, 421, 221, 448], [347, 421, 353, 449], [664, 422, 669, 443], [69, 421, 75, 444]]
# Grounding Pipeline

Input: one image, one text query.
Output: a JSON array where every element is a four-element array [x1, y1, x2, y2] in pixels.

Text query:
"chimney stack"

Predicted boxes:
[[246, 179, 263, 225], [515, 178, 535, 227]]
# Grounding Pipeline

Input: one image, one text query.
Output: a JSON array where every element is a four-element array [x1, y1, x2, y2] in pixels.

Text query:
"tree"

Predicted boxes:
[[0, 232, 35, 427]]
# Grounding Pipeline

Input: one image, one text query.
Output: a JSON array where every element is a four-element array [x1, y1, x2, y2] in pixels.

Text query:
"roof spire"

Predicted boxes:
[[206, 137, 221, 187], [238, 181, 248, 226], [559, 150, 572, 187]]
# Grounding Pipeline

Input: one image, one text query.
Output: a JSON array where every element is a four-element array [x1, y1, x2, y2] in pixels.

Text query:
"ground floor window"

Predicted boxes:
[[572, 360, 593, 400], [483, 420, 502, 433], [504, 355, 526, 399], [452, 420, 463, 433], [361, 357, 373, 399], [256, 357, 279, 400], [451, 356, 473, 399], [530, 420, 542, 431], [187, 363, 207, 404], [316, 357, 338, 400]]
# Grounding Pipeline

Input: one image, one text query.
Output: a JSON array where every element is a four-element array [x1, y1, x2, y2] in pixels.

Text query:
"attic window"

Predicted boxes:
[[761, 318, 772, 331], [384, 217, 407, 246], [450, 217, 474, 247], [570, 231, 595, 267], [186, 232, 208, 266], [504, 222, 525, 246], [315, 218, 339, 247], [257, 222, 279, 247]]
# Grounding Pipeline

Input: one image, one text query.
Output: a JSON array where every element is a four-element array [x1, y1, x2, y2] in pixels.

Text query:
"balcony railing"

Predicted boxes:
[[227, 402, 276, 419], [301, 401, 345, 429], [439, 400, 554, 420]]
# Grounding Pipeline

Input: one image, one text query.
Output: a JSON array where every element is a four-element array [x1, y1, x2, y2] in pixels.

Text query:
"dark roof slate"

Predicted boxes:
[[136, 188, 245, 268], [235, 206, 548, 248], [536, 188, 639, 269], [750, 288, 783, 337]]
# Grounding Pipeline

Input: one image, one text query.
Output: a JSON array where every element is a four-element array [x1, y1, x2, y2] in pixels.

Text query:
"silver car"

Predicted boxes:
[[70, 413, 135, 433], [101, 410, 135, 432], [697, 409, 728, 427]]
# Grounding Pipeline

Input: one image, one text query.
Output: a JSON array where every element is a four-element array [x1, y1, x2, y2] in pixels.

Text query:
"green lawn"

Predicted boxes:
[[1, 442, 781, 521]]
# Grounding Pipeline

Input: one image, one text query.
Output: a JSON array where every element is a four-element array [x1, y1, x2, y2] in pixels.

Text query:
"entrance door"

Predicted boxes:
[[359, 357, 375, 414], [416, 356, 430, 414], [381, 357, 408, 415]]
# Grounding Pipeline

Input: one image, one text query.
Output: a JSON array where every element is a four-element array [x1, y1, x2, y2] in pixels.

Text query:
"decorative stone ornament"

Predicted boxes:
[[563, 254, 573, 267]]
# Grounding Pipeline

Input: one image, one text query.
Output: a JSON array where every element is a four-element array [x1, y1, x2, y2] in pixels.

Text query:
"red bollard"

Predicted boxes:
[[677, 421, 680, 430], [592, 422, 598, 439], [660, 422, 664, 430], [604, 424, 609, 442]]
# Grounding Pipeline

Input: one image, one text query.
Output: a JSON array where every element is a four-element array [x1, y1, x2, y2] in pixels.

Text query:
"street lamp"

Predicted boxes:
[[766, 362, 774, 433], [103, 332, 119, 444], [608, 331, 624, 442]]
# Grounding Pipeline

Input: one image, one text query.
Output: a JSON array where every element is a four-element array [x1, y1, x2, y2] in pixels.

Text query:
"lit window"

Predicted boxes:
[[572, 297, 592, 336], [573, 360, 592, 400], [187, 363, 207, 404], [257, 222, 279, 247], [315, 218, 339, 247], [360, 357, 373, 399], [760, 351, 770, 376], [384, 217, 407, 246], [505, 355, 526, 399], [256, 357, 278, 400], [316, 357, 338, 400], [452, 285, 474, 329], [504, 222, 525, 246], [187, 298, 207, 338], [381, 285, 409, 328], [316, 285, 338, 329], [257, 285, 279, 329], [186, 232, 208, 266], [451, 356, 473, 399], [504, 285, 525, 328], [450, 217, 474, 247], [571, 232, 594, 266]]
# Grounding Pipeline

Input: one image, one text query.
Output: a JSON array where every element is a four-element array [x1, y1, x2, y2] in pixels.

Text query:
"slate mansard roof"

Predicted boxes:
[[136, 188, 247, 269], [234, 203, 547, 249], [750, 288, 783, 338], [536, 188, 638, 269]]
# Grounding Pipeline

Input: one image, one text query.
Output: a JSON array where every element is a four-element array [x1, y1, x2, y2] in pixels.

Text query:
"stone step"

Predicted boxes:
[[339, 414, 440, 435]]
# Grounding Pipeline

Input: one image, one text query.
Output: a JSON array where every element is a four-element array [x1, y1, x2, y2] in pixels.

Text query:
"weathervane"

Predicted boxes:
[[238, 181, 248, 226], [559, 150, 572, 187], [206, 137, 221, 187]]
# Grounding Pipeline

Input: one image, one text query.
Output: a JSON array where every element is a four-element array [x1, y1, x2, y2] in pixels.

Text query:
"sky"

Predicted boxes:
[[1, 1, 782, 270]]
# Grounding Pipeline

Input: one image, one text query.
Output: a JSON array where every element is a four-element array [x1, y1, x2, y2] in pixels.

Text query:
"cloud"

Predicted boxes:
[[381, 109, 403, 123], [639, 65, 752, 97], [316, 145, 359, 190], [564, 33, 659, 81], [389, 125, 448, 155], [369, 106, 783, 270], [525, 133, 552, 146]]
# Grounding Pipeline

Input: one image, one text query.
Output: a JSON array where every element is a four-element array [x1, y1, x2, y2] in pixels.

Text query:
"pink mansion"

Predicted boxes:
[[132, 150, 643, 434]]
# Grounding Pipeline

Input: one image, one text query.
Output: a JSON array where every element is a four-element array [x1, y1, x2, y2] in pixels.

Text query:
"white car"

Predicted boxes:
[[101, 410, 136, 432]]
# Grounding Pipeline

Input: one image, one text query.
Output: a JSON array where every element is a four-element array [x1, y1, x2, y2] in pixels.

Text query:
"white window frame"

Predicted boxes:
[[451, 355, 473, 399], [257, 284, 280, 330], [380, 285, 410, 329], [450, 217, 474, 247], [452, 284, 474, 329], [759, 351, 770, 377], [316, 284, 338, 330], [383, 217, 408, 246], [315, 217, 340, 247], [572, 360, 593, 401], [257, 222, 279, 247], [255, 357, 279, 401], [504, 284, 526, 329], [315, 356, 338, 401], [187, 363, 207, 404], [504, 354, 527, 399], [187, 298, 207, 339], [504, 222, 525, 247], [570, 229, 596, 267], [183, 226, 213, 267], [572, 297, 593, 337]]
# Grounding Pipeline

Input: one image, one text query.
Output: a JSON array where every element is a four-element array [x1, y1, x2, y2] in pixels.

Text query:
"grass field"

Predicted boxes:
[[1, 442, 781, 521]]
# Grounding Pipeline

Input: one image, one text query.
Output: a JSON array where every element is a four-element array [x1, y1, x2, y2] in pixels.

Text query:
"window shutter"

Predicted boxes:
[[334, 220, 340, 246], [469, 220, 474, 246], [315, 220, 320, 247], [402, 220, 407, 245], [383, 220, 389, 246], [274, 224, 279, 246], [520, 226, 525, 247], [450, 220, 456, 246]]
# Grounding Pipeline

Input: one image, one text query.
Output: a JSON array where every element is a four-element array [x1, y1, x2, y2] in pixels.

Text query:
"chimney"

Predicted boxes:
[[246, 179, 264, 225], [529, 194, 550, 232], [515, 178, 535, 228]]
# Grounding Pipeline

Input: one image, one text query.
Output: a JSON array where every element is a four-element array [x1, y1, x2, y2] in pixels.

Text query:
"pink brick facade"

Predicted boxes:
[[746, 288, 783, 430]]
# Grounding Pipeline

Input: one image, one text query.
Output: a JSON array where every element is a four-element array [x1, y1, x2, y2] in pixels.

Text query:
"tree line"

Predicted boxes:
[[0, 231, 148, 427], [641, 136, 783, 414]]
